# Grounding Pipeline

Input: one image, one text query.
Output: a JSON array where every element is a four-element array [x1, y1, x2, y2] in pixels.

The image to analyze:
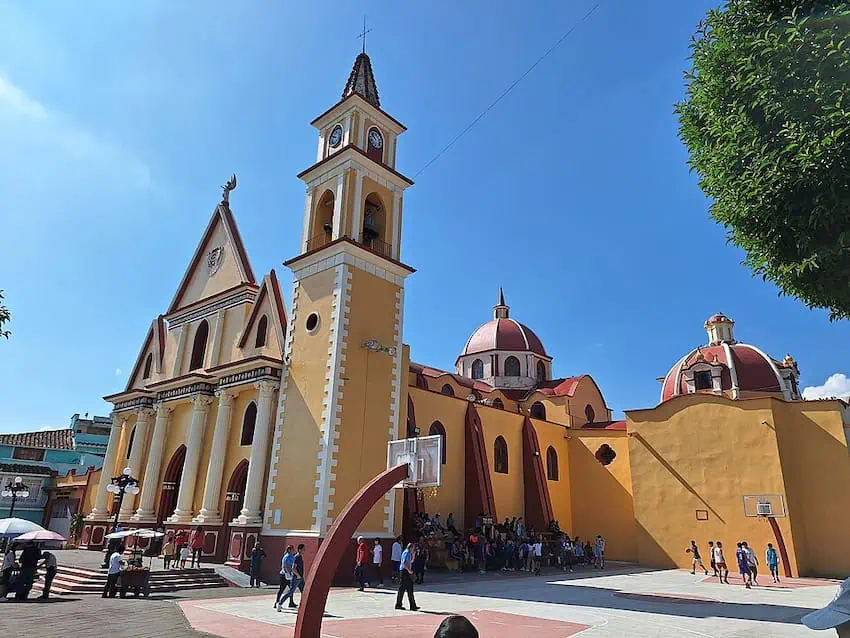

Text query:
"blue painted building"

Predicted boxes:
[[0, 414, 110, 524]]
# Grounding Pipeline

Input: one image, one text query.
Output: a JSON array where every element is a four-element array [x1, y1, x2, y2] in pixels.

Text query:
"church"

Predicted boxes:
[[80, 51, 850, 582]]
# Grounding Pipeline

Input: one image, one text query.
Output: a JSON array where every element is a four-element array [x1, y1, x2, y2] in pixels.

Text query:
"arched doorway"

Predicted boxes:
[[224, 460, 249, 525], [157, 445, 186, 525]]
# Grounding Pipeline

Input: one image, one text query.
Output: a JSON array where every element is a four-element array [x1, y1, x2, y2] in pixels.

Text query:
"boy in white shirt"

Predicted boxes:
[[532, 538, 543, 576], [372, 538, 384, 587], [712, 541, 730, 584], [390, 537, 403, 584]]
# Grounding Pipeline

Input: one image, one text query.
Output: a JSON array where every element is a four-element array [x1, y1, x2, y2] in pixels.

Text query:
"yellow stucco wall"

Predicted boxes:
[[626, 395, 799, 574], [268, 267, 337, 531], [773, 401, 850, 577], [328, 267, 401, 532], [569, 431, 636, 561], [478, 408, 524, 522], [533, 419, 572, 533], [408, 387, 469, 529]]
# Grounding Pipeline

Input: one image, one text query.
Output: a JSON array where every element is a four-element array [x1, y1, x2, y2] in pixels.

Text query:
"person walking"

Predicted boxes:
[[278, 545, 303, 610], [189, 525, 205, 568], [355, 536, 369, 591], [39, 551, 58, 599], [102, 544, 125, 598], [372, 538, 384, 587], [16, 541, 41, 599], [708, 541, 718, 577], [413, 539, 427, 584], [766, 543, 780, 583], [395, 542, 419, 611], [713, 541, 730, 584], [390, 536, 403, 584], [743, 541, 759, 585], [275, 546, 295, 611], [250, 542, 266, 588], [1, 545, 16, 601], [688, 540, 708, 575], [736, 542, 753, 588]]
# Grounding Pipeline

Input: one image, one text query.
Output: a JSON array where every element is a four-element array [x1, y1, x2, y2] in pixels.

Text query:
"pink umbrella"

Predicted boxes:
[[13, 530, 66, 542]]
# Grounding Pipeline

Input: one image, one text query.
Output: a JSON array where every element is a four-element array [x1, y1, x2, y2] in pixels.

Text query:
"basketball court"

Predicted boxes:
[[180, 565, 838, 637]]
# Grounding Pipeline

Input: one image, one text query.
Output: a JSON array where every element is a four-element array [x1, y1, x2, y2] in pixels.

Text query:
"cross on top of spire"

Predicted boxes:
[[342, 26, 381, 108], [357, 15, 372, 54]]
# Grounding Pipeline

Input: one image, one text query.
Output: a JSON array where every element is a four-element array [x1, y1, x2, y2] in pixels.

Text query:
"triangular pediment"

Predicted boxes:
[[237, 269, 287, 357], [126, 316, 166, 391], [167, 203, 256, 314]]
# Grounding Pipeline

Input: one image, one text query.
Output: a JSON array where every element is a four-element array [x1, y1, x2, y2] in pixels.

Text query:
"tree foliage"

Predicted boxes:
[[0, 290, 9, 339], [676, 0, 850, 319]]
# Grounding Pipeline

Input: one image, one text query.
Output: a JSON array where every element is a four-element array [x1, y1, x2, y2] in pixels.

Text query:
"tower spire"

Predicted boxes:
[[494, 288, 510, 319], [342, 49, 380, 107]]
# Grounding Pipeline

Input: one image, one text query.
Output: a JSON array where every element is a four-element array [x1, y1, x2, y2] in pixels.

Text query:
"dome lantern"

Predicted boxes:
[[705, 312, 735, 345]]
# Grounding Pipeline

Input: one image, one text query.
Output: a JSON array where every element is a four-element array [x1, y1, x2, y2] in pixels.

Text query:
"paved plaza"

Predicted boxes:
[[1, 564, 842, 637]]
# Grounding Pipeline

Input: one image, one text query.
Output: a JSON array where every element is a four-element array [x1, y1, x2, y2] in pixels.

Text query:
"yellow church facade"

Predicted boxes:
[[80, 52, 850, 582]]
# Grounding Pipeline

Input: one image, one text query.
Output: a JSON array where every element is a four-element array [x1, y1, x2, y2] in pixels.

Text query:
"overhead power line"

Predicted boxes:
[[412, 3, 602, 180]]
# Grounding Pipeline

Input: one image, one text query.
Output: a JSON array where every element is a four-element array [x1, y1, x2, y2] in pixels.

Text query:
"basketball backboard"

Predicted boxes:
[[743, 494, 787, 518], [387, 435, 442, 488]]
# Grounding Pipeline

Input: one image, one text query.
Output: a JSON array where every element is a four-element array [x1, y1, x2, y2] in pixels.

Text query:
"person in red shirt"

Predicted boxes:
[[354, 536, 369, 591], [189, 526, 205, 568]]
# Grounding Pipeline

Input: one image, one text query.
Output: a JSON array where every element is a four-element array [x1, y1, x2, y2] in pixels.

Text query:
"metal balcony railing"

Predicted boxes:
[[305, 232, 394, 260]]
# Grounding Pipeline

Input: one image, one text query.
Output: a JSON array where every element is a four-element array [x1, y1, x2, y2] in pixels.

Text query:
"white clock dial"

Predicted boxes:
[[328, 124, 342, 147], [368, 129, 383, 149]]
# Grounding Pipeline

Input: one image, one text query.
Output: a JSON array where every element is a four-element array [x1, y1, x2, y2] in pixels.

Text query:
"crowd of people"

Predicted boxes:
[[688, 539, 782, 588], [0, 541, 58, 601]]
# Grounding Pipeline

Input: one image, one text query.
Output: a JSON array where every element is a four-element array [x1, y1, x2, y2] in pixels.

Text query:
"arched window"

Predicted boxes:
[[492, 398, 504, 410], [255, 315, 268, 348], [240, 402, 257, 446], [504, 356, 521, 377], [440, 384, 455, 397], [546, 446, 559, 481], [530, 401, 546, 420], [494, 436, 509, 473], [428, 421, 447, 465], [126, 426, 136, 459], [471, 359, 484, 380], [189, 320, 209, 371], [142, 353, 153, 380], [585, 404, 596, 424], [314, 190, 335, 244], [366, 126, 384, 162], [536, 360, 547, 383], [362, 193, 386, 248]]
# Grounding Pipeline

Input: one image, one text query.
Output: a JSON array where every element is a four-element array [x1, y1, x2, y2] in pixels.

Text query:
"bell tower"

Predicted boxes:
[[263, 52, 414, 547]]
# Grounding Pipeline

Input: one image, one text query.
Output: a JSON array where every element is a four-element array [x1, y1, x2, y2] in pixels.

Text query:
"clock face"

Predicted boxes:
[[328, 124, 342, 147], [368, 129, 384, 149]]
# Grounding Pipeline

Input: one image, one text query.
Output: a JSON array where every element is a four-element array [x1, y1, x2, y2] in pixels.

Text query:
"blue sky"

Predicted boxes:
[[1, 0, 849, 433]]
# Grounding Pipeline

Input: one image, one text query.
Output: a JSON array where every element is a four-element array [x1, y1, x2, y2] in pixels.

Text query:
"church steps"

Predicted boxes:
[[28, 565, 231, 596]]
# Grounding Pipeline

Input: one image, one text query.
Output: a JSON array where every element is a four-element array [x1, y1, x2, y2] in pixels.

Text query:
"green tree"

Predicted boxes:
[[676, 1, 850, 319], [0, 290, 9, 339]]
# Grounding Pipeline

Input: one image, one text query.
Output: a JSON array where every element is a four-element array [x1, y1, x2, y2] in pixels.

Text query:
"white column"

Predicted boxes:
[[237, 381, 279, 525], [87, 412, 124, 519], [132, 403, 173, 522], [331, 172, 345, 239], [172, 325, 187, 377], [301, 186, 314, 252], [194, 390, 236, 524], [391, 190, 402, 259], [169, 394, 213, 523], [120, 408, 155, 517], [351, 169, 363, 242]]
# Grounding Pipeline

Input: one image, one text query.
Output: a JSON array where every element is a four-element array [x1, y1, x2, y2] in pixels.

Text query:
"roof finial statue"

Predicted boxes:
[[221, 173, 237, 206]]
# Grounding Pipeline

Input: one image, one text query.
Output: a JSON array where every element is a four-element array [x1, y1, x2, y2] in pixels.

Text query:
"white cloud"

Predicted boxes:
[[0, 73, 151, 189], [802, 373, 850, 401], [115, 368, 122, 377]]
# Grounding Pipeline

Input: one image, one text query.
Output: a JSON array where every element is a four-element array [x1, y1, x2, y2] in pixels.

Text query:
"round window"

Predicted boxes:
[[305, 312, 320, 334]]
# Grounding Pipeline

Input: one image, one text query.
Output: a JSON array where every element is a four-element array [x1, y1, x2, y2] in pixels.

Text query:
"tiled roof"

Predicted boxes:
[[581, 420, 627, 431], [0, 429, 74, 450], [0, 463, 54, 476], [343, 52, 380, 107]]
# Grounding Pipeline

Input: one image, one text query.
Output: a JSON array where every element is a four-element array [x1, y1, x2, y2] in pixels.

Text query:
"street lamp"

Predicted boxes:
[[105, 467, 141, 533], [1, 476, 30, 518]]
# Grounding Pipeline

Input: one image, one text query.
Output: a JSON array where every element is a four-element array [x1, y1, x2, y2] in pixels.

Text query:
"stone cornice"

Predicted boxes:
[[166, 287, 257, 329]]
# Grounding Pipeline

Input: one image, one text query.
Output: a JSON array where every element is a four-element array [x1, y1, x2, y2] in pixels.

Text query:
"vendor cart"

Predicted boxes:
[[119, 566, 151, 598]]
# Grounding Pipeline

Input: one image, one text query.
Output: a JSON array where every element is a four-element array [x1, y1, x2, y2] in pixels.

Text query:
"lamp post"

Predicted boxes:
[[1, 476, 30, 518], [105, 467, 141, 533]]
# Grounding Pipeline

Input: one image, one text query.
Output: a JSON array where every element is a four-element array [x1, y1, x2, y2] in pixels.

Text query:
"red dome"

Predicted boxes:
[[661, 342, 785, 402], [462, 318, 547, 357]]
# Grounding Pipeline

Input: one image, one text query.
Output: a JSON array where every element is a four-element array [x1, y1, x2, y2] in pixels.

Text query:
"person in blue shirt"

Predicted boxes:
[[275, 546, 296, 611], [766, 543, 780, 583], [395, 542, 419, 611]]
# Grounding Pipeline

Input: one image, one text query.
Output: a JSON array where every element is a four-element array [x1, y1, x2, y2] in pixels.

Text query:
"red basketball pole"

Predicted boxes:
[[294, 463, 409, 638]]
